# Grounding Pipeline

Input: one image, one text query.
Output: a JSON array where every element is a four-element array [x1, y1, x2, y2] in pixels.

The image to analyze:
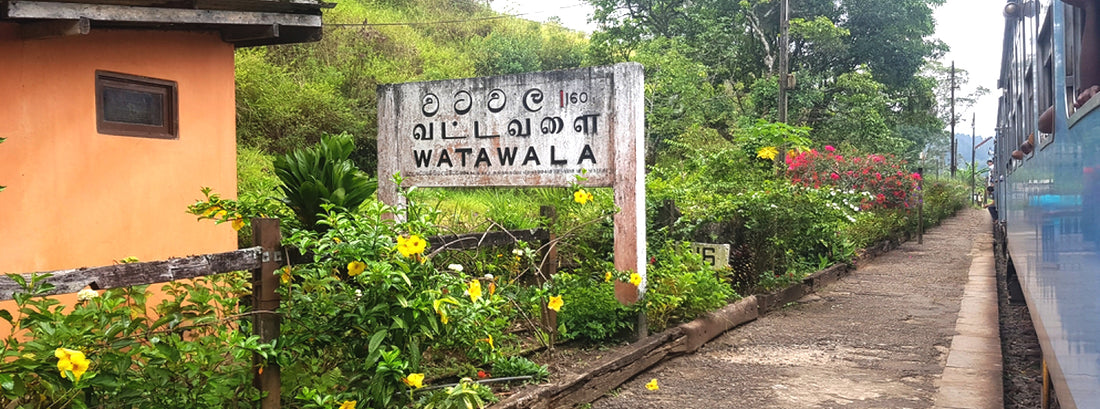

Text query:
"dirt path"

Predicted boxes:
[[592, 209, 988, 409]]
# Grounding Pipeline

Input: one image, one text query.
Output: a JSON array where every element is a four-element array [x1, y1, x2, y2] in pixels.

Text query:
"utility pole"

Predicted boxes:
[[971, 113, 976, 204], [950, 62, 957, 177], [777, 0, 790, 123]]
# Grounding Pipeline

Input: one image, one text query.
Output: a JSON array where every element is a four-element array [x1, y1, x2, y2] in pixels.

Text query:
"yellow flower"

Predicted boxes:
[[573, 189, 594, 204], [338, 401, 357, 409], [467, 280, 482, 302], [480, 334, 494, 349], [333, 237, 343, 243], [629, 273, 642, 287], [231, 218, 245, 231], [396, 235, 428, 258], [347, 261, 366, 277], [756, 146, 779, 160], [55, 348, 90, 381], [604, 271, 613, 282], [402, 373, 425, 389], [214, 210, 228, 219], [645, 378, 659, 391], [548, 295, 563, 312], [201, 206, 220, 217], [433, 299, 449, 324], [280, 266, 293, 284]]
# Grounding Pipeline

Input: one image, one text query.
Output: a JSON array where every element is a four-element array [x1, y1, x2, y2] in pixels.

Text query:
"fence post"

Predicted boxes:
[[539, 206, 559, 348], [251, 218, 282, 409], [917, 167, 924, 245]]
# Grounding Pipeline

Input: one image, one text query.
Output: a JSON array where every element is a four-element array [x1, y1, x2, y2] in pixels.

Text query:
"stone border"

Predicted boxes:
[[492, 232, 912, 408], [932, 225, 1002, 408]]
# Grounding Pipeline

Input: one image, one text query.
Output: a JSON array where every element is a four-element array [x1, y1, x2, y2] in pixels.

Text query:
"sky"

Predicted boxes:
[[490, 0, 1005, 142]]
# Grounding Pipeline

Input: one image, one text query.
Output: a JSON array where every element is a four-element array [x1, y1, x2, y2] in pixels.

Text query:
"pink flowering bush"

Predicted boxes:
[[785, 146, 921, 210]]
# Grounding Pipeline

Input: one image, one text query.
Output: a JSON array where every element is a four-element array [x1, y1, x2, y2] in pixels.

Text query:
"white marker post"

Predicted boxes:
[[377, 63, 646, 304]]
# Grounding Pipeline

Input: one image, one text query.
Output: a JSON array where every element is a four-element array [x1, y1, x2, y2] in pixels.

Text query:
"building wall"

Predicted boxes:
[[0, 24, 238, 274]]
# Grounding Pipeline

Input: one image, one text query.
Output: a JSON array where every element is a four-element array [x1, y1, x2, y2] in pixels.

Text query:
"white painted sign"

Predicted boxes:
[[691, 243, 731, 270], [378, 63, 646, 304], [378, 68, 618, 187]]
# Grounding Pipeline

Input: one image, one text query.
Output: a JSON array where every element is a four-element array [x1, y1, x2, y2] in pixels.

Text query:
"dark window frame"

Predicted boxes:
[[95, 71, 178, 139]]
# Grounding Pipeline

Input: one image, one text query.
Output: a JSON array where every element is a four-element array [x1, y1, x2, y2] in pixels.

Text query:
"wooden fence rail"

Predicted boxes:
[[0, 246, 264, 301], [1, 216, 553, 409], [0, 230, 550, 302]]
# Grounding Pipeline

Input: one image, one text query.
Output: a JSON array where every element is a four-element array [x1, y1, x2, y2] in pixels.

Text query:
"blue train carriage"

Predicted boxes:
[[997, 0, 1100, 407]]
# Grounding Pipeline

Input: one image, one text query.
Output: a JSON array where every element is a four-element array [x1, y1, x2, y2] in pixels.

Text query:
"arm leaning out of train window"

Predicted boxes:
[[1040, 0, 1100, 134]]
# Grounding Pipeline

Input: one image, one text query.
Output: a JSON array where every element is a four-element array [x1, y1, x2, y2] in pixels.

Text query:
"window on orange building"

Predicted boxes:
[[95, 71, 178, 139]]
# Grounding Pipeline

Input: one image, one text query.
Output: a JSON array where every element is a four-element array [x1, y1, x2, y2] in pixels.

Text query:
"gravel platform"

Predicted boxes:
[[592, 209, 989, 409]]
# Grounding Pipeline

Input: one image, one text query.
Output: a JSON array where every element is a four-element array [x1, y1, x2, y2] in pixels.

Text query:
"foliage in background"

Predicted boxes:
[[585, 0, 960, 167], [235, 0, 589, 171]]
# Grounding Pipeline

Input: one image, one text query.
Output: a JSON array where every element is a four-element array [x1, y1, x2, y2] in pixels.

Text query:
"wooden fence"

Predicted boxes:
[[0, 213, 555, 408]]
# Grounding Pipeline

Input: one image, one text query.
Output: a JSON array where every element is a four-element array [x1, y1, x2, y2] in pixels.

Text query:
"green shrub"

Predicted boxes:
[[552, 272, 635, 342], [921, 179, 968, 225], [273, 133, 377, 230], [644, 241, 737, 331], [0, 272, 268, 408], [490, 356, 548, 382], [413, 378, 497, 409]]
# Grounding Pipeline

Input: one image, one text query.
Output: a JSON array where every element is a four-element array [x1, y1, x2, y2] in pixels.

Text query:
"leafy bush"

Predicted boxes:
[[274, 133, 377, 230], [413, 378, 497, 409], [275, 191, 524, 407], [0, 272, 269, 408], [786, 146, 921, 210], [552, 272, 634, 342], [490, 356, 548, 382], [921, 179, 968, 226], [644, 242, 737, 331]]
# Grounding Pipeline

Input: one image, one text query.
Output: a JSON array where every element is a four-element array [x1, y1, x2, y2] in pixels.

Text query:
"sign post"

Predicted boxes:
[[377, 63, 646, 304]]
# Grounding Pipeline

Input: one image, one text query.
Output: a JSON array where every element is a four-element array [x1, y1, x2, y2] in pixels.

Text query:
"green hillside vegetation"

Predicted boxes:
[[235, 0, 588, 171], [236, 0, 982, 177]]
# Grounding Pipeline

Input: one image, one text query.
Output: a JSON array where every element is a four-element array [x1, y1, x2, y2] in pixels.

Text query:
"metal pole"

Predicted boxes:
[[777, 0, 790, 123], [950, 62, 957, 177], [918, 166, 924, 244], [971, 113, 977, 204]]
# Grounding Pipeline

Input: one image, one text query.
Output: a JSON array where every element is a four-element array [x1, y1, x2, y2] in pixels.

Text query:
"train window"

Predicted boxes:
[[1039, 10, 1056, 149], [1062, 2, 1100, 128]]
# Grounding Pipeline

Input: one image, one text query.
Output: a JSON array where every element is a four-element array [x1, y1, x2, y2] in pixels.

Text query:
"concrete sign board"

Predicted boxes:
[[377, 63, 646, 304], [691, 243, 731, 270]]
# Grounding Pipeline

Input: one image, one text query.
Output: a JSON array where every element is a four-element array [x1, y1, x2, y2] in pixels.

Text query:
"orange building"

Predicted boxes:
[[0, 1, 326, 275]]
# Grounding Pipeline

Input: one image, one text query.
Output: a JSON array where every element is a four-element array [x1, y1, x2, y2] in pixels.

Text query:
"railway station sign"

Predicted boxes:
[[377, 63, 646, 304]]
